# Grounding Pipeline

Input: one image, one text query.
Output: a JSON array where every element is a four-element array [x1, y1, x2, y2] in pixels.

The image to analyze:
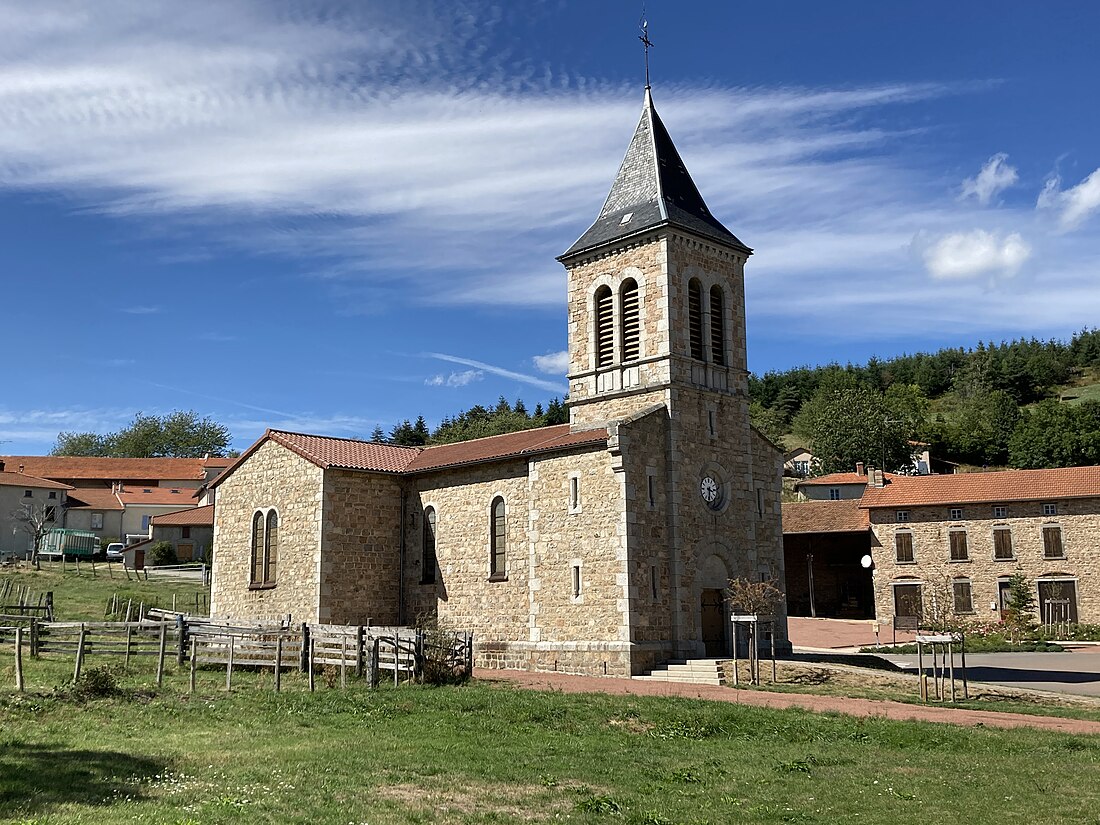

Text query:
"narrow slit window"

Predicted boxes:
[[490, 497, 507, 580], [422, 507, 437, 584], [620, 278, 640, 362], [709, 285, 726, 366], [688, 279, 704, 360], [569, 476, 580, 511], [595, 286, 614, 368], [650, 564, 659, 600], [572, 564, 582, 598], [647, 473, 656, 509]]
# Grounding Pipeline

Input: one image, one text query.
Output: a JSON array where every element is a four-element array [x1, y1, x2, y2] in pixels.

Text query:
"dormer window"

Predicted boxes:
[[619, 212, 633, 225]]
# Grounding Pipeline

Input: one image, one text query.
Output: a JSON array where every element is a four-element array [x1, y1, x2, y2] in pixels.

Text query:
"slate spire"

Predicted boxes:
[[560, 88, 749, 260]]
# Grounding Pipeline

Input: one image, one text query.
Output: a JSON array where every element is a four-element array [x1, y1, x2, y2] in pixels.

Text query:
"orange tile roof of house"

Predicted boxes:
[[406, 425, 608, 473], [151, 504, 214, 526], [796, 472, 873, 487], [782, 500, 869, 534], [858, 466, 1100, 509], [65, 488, 124, 510], [116, 487, 195, 506], [1, 455, 231, 481], [0, 471, 72, 491], [215, 425, 609, 487]]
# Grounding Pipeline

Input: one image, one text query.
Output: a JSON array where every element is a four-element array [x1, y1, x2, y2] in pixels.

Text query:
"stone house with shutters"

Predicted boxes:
[[209, 84, 788, 676], [860, 466, 1100, 627]]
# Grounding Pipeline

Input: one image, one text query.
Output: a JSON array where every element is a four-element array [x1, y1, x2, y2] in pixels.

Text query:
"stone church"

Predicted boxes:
[[210, 86, 788, 676]]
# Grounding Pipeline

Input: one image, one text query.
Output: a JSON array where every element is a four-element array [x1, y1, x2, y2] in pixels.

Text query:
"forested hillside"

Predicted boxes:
[[750, 329, 1100, 474], [377, 397, 569, 447]]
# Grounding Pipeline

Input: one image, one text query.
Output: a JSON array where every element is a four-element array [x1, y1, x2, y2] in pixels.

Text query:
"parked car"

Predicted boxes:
[[105, 542, 125, 562]]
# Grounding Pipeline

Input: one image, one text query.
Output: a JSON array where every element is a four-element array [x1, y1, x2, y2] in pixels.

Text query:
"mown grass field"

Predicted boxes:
[[3, 668, 1100, 825]]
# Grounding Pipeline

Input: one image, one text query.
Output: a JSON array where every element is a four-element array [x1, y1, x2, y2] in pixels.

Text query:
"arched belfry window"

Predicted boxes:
[[620, 278, 640, 362], [594, 286, 614, 368], [687, 279, 704, 361], [422, 507, 437, 584], [709, 285, 726, 367], [490, 497, 507, 580]]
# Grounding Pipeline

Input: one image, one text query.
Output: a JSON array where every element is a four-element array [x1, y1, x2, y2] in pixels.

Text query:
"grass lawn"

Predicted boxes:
[[2, 668, 1100, 825], [1, 564, 208, 621]]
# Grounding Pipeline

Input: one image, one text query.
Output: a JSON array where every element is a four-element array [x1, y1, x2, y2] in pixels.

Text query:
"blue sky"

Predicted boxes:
[[2, 1, 1099, 454]]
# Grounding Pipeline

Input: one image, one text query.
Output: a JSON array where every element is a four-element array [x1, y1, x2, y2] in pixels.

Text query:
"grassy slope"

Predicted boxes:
[[1, 564, 208, 621], [2, 676, 1100, 824]]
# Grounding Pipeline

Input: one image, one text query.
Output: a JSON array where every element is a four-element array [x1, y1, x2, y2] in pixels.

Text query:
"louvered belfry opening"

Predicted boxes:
[[709, 285, 726, 366], [688, 279, 704, 360], [595, 285, 614, 367], [620, 278, 640, 362]]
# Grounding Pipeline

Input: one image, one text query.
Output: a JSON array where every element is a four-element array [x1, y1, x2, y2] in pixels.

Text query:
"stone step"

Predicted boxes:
[[635, 658, 728, 686]]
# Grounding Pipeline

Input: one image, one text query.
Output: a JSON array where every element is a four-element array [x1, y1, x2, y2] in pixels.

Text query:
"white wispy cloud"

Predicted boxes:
[[920, 230, 1031, 280], [0, 0, 1096, 348], [425, 370, 483, 388], [1037, 169, 1100, 231], [960, 153, 1017, 205], [532, 351, 569, 375], [425, 353, 566, 394], [121, 305, 160, 315]]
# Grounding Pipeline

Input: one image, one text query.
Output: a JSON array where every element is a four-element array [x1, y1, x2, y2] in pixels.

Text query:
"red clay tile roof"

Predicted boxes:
[[795, 471, 897, 489], [0, 471, 72, 491], [782, 500, 869, 534], [859, 466, 1100, 509], [215, 425, 609, 487], [151, 504, 214, 526], [116, 487, 195, 506], [1, 456, 229, 482], [65, 488, 124, 510], [268, 431, 421, 473], [407, 425, 607, 473]]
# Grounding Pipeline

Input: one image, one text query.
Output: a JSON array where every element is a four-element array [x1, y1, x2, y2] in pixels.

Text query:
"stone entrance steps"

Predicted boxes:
[[634, 658, 727, 686]]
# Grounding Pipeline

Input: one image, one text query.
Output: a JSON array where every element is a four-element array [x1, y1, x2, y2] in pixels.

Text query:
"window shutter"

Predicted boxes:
[[709, 285, 726, 366], [595, 287, 614, 367], [621, 279, 640, 362], [688, 280, 703, 360]]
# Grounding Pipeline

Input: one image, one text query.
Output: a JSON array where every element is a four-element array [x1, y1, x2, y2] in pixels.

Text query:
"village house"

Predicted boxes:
[[209, 85, 788, 676], [0, 461, 72, 559]]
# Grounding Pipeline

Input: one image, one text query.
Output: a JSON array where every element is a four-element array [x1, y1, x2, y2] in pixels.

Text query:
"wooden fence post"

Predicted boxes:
[[370, 638, 379, 688], [176, 615, 186, 667], [30, 618, 39, 658], [415, 630, 424, 683], [45, 592, 54, 622], [299, 623, 310, 673], [308, 638, 315, 692], [15, 627, 24, 692], [156, 622, 167, 687], [274, 636, 283, 693], [355, 626, 365, 678], [189, 637, 197, 694], [73, 623, 87, 684], [225, 635, 235, 691], [341, 635, 348, 689], [125, 625, 133, 669]]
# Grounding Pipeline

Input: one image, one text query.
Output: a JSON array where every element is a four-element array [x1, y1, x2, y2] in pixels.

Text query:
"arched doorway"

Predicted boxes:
[[697, 553, 731, 657]]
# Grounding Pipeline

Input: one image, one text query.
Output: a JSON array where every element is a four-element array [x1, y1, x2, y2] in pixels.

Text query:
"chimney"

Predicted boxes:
[[855, 461, 865, 477], [874, 469, 885, 488], [18, 463, 24, 473]]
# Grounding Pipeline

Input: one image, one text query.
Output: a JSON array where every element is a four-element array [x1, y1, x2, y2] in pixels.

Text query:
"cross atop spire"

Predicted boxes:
[[639, 18, 654, 90]]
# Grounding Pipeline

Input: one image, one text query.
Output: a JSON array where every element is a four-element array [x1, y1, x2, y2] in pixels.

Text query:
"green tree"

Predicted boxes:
[[795, 385, 911, 475], [1002, 569, 1037, 642], [1008, 400, 1100, 468], [52, 411, 232, 458], [749, 401, 787, 448]]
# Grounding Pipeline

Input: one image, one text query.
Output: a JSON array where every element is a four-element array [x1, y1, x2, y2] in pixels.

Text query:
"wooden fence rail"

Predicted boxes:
[[3, 616, 473, 692]]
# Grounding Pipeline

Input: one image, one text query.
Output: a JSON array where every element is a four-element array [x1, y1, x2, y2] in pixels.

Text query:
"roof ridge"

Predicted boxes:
[[418, 423, 570, 454]]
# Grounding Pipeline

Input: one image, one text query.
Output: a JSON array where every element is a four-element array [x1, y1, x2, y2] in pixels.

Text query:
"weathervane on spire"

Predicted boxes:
[[639, 16, 654, 89]]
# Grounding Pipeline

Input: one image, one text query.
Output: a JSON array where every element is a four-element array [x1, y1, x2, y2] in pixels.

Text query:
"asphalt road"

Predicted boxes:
[[883, 646, 1100, 697]]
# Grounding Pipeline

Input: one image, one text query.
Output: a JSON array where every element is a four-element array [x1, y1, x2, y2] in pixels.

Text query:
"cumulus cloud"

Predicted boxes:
[[532, 351, 569, 375], [425, 369, 483, 387], [1037, 169, 1100, 230], [921, 230, 1031, 280], [960, 153, 1017, 205]]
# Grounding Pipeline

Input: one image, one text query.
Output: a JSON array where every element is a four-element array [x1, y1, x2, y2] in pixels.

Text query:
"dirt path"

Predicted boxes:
[[473, 668, 1100, 735]]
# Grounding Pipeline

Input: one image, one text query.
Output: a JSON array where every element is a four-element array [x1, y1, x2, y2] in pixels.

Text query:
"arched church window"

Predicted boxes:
[[490, 497, 507, 580], [250, 511, 265, 586], [264, 510, 279, 585], [620, 278, 640, 362], [688, 279, 704, 360], [710, 285, 726, 366], [422, 507, 437, 584], [594, 286, 614, 367]]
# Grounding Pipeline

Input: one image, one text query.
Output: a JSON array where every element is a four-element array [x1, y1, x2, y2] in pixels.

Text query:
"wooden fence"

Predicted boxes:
[[1, 615, 473, 693], [0, 581, 54, 621]]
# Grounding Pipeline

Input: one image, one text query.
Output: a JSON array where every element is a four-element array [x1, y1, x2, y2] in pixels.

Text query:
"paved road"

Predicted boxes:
[[882, 646, 1100, 697]]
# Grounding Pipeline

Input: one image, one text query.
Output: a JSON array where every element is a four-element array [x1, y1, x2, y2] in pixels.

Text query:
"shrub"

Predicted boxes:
[[147, 541, 179, 566], [70, 666, 122, 700], [415, 614, 471, 685]]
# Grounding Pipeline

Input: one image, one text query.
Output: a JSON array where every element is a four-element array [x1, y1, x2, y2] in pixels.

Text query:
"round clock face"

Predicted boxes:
[[700, 476, 719, 504]]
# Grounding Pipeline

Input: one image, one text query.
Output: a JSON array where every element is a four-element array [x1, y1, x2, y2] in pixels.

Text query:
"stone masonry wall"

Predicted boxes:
[[211, 440, 323, 622], [871, 497, 1100, 625], [319, 469, 403, 626]]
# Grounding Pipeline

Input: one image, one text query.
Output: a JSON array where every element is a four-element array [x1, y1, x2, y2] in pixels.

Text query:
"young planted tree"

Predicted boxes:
[[1002, 569, 1037, 642]]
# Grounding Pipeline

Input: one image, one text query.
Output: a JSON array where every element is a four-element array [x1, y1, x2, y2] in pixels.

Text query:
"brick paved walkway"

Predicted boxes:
[[787, 616, 915, 650], [474, 668, 1100, 735]]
